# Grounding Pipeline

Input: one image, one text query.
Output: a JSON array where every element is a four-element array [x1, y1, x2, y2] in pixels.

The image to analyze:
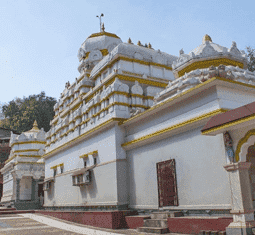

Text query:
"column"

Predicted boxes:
[[224, 162, 255, 235], [15, 178, 20, 202]]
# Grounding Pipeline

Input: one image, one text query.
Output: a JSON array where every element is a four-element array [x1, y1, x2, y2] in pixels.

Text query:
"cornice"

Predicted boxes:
[[122, 108, 228, 150], [176, 57, 244, 78]]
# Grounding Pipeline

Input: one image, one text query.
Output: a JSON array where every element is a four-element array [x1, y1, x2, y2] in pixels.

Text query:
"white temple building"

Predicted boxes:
[[3, 26, 255, 234], [1, 121, 45, 209]]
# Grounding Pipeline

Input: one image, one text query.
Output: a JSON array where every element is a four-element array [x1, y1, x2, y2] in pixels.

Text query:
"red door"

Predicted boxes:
[[157, 159, 178, 207]]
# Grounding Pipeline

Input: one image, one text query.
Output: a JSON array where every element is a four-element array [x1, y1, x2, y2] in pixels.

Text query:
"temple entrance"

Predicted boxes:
[[247, 145, 255, 208], [157, 159, 178, 207]]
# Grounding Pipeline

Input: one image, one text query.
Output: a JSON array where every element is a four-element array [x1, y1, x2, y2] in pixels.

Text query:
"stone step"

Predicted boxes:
[[151, 213, 169, 219], [144, 219, 168, 228], [138, 227, 169, 234], [151, 211, 183, 219]]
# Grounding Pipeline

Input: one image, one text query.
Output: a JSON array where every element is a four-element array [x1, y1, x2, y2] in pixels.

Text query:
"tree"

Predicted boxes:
[[1, 92, 56, 133], [246, 46, 255, 72]]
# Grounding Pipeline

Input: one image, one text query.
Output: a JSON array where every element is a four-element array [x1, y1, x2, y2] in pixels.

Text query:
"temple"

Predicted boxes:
[[2, 26, 255, 234]]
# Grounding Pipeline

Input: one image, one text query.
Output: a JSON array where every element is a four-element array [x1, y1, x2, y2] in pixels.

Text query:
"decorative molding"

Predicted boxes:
[[235, 129, 255, 162], [43, 118, 126, 159], [121, 77, 255, 126], [10, 141, 46, 148], [122, 108, 228, 149], [177, 58, 244, 77]]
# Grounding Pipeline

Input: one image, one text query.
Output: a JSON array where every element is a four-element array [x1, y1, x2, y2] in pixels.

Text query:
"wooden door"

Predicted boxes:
[[157, 159, 178, 207]]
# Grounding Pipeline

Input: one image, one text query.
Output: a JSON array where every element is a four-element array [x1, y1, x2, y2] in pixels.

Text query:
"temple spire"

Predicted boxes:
[[31, 120, 39, 131]]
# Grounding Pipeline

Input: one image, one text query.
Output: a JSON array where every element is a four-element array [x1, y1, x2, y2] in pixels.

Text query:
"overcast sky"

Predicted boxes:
[[1, 0, 255, 104]]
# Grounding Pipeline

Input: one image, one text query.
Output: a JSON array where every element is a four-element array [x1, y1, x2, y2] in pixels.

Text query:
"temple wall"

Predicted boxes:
[[217, 86, 255, 110], [44, 124, 128, 207], [44, 161, 118, 207], [126, 126, 231, 210], [125, 86, 219, 139], [45, 126, 117, 179]]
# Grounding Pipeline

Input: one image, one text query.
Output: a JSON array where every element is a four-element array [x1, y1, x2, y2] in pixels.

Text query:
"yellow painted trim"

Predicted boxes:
[[121, 77, 255, 126], [50, 165, 58, 169], [92, 55, 172, 81], [177, 58, 244, 77], [122, 108, 228, 148], [235, 129, 255, 162], [84, 75, 167, 103], [17, 155, 41, 158], [118, 75, 167, 88], [14, 162, 45, 165], [130, 94, 144, 99], [43, 118, 126, 159], [13, 149, 39, 153], [79, 154, 88, 159], [87, 31, 120, 39], [100, 49, 109, 56], [201, 113, 255, 135], [11, 141, 46, 148], [58, 163, 64, 167], [87, 150, 98, 155]]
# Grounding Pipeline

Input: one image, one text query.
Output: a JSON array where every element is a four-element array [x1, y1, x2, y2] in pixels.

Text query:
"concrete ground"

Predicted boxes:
[[0, 213, 189, 235]]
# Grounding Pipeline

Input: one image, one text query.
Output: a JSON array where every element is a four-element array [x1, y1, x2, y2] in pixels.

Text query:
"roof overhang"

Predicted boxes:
[[202, 101, 255, 136]]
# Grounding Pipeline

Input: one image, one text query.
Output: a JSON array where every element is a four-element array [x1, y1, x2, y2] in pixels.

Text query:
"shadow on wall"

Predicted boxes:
[[47, 182, 55, 206], [80, 170, 98, 202]]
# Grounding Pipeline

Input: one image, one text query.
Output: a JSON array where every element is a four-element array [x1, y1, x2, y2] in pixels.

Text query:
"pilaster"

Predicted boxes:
[[224, 162, 255, 235]]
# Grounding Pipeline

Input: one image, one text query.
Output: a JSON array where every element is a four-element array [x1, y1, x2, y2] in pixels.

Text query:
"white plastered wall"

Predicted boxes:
[[126, 127, 231, 210]]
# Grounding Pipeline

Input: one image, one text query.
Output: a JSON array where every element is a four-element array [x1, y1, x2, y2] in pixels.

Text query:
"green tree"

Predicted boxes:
[[246, 46, 255, 72], [1, 92, 56, 133]]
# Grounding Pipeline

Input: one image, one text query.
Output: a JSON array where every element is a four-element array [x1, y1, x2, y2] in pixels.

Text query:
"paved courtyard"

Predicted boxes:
[[0, 214, 81, 234]]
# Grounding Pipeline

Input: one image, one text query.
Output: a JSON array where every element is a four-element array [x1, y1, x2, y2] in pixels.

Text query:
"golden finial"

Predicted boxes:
[[101, 23, 105, 32], [203, 34, 212, 43], [137, 40, 142, 46], [148, 42, 152, 49], [128, 38, 132, 44], [31, 120, 39, 132]]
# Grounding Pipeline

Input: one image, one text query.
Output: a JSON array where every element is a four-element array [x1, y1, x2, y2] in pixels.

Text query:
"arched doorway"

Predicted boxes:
[[247, 145, 255, 208]]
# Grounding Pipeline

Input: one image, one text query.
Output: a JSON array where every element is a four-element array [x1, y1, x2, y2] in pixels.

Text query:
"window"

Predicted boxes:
[[94, 157, 97, 165], [83, 159, 87, 168], [53, 168, 57, 177], [72, 176, 76, 186], [60, 166, 64, 174]]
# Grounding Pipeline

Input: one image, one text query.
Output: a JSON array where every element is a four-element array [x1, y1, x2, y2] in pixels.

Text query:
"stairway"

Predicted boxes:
[[138, 211, 183, 234]]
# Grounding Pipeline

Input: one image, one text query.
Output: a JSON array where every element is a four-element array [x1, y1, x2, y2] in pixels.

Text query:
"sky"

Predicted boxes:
[[1, 0, 255, 104]]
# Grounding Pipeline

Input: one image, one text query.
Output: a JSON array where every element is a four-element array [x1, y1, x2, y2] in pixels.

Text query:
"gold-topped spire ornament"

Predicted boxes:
[[128, 37, 132, 44], [202, 34, 212, 44], [148, 42, 152, 49], [137, 40, 142, 46], [30, 120, 39, 132]]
